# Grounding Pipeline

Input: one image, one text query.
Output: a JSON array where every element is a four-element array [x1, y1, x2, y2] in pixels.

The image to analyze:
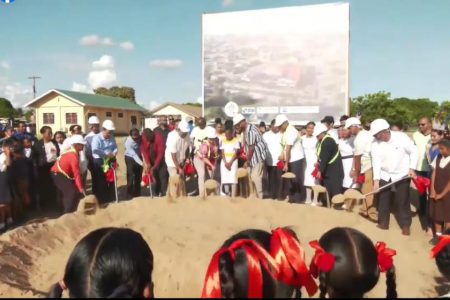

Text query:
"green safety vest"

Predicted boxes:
[[316, 135, 340, 165]]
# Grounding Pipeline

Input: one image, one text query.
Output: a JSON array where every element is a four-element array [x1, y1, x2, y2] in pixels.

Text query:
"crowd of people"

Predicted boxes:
[[46, 224, 450, 298], [0, 113, 449, 241]]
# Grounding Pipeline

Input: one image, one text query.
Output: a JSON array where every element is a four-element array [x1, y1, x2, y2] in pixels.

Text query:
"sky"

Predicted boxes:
[[0, 0, 449, 110]]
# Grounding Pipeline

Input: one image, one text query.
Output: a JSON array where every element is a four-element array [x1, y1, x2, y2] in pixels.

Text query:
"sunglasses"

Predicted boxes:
[[418, 123, 426, 126]]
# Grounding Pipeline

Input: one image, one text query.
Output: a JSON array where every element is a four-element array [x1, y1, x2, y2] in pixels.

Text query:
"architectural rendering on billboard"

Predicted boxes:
[[202, 2, 349, 124]]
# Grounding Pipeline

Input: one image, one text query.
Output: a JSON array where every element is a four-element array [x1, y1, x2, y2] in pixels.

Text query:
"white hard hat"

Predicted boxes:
[[313, 123, 328, 137], [233, 113, 245, 126], [344, 117, 361, 129], [206, 126, 216, 139], [102, 120, 116, 131], [370, 119, 390, 136], [88, 115, 100, 125], [274, 114, 289, 127], [70, 134, 86, 145], [178, 120, 190, 133]]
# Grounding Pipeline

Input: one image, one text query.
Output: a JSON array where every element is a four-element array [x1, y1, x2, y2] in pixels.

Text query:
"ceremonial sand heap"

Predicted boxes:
[[0, 195, 444, 298]]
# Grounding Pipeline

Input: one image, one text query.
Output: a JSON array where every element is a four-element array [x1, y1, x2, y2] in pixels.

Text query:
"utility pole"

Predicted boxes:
[[28, 76, 40, 99]]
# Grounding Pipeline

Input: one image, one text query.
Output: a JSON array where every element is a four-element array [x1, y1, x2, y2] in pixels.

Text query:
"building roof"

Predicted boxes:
[[25, 89, 148, 112], [148, 102, 203, 118]]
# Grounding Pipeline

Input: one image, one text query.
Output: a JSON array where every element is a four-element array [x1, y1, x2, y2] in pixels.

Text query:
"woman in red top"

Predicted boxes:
[[51, 135, 86, 214]]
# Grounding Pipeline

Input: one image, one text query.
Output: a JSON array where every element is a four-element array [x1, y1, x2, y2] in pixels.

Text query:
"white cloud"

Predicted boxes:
[[197, 96, 203, 104], [102, 37, 114, 46], [92, 55, 115, 70], [222, 0, 234, 7], [0, 78, 32, 107], [148, 100, 161, 110], [79, 35, 115, 47], [119, 41, 135, 51], [71, 82, 91, 93], [88, 69, 117, 89], [149, 59, 183, 69], [0, 61, 10, 70]]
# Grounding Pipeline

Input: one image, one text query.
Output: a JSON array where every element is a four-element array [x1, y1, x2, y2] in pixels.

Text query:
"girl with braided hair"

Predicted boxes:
[[201, 227, 317, 298], [309, 227, 397, 298], [48, 227, 154, 298]]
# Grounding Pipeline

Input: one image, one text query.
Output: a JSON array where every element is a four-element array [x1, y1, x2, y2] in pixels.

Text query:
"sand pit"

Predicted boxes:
[[0, 196, 444, 298]]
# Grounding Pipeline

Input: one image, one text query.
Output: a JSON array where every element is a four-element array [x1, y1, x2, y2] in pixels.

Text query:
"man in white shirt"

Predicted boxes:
[[321, 116, 339, 143], [263, 119, 283, 200], [165, 120, 191, 177], [371, 119, 418, 236], [413, 117, 432, 218], [84, 116, 101, 194], [345, 117, 375, 217], [275, 114, 306, 203], [190, 117, 209, 196]]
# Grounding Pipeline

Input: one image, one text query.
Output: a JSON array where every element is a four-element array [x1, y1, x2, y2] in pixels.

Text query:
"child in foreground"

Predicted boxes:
[[48, 227, 154, 298]]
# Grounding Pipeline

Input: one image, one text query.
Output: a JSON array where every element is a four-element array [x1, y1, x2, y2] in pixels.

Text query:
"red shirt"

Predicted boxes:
[[51, 150, 83, 192], [140, 131, 165, 170]]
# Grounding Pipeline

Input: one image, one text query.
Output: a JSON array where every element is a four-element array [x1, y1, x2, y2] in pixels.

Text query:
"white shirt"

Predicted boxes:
[[0, 153, 7, 172], [165, 130, 191, 168], [328, 129, 339, 144], [281, 124, 305, 162], [263, 130, 282, 166], [413, 131, 431, 172], [84, 131, 97, 158], [44, 142, 58, 163], [190, 126, 208, 152], [371, 131, 418, 182], [432, 155, 450, 169], [354, 129, 373, 173]]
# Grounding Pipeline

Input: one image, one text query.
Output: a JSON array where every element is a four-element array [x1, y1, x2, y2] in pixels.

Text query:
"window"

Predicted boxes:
[[43, 113, 55, 124], [118, 113, 124, 118], [65, 113, 78, 124], [106, 112, 112, 117], [87, 113, 96, 119], [131, 116, 137, 126]]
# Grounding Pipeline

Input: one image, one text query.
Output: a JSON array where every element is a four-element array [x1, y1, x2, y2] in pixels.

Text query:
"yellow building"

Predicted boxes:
[[26, 89, 147, 135]]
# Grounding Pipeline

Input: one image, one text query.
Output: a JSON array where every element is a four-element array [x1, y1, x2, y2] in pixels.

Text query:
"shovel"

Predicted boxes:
[[111, 163, 119, 203]]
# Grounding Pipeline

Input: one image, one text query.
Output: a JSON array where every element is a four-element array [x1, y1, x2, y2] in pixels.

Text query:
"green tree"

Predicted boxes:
[[94, 86, 136, 103], [23, 109, 34, 122], [0, 98, 17, 118], [393, 97, 439, 125], [182, 102, 202, 107]]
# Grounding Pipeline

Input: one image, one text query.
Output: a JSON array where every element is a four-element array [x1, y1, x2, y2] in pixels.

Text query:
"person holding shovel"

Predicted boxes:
[[370, 118, 418, 236], [51, 135, 86, 214], [140, 128, 165, 196]]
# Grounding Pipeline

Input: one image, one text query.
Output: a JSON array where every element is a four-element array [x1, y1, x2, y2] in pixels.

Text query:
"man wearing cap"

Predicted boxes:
[[370, 118, 418, 236], [321, 116, 339, 143], [165, 120, 192, 177], [314, 123, 344, 202], [84, 116, 101, 194], [91, 120, 118, 204], [51, 135, 86, 214], [275, 114, 306, 203], [345, 117, 375, 216], [234, 114, 267, 199]]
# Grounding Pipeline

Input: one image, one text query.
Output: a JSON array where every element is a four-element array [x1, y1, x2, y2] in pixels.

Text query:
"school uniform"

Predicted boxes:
[[91, 133, 118, 204], [51, 148, 83, 214], [220, 137, 240, 197], [317, 134, 344, 202], [124, 136, 143, 198], [429, 155, 450, 222], [371, 131, 418, 230], [0, 153, 12, 206]]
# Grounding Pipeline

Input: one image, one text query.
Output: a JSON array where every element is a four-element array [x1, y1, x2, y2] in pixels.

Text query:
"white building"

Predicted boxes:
[[145, 102, 203, 129]]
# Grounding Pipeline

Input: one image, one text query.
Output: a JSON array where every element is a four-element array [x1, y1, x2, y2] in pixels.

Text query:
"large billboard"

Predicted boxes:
[[202, 2, 349, 124]]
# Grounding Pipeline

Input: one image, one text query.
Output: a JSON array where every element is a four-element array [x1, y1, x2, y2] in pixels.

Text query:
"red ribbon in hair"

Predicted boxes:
[[375, 242, 396, 272], [308, 240, 335, 278], [201, 239, 279, 298], [270, 228, 318, 296], [430, 235, 450, 259]]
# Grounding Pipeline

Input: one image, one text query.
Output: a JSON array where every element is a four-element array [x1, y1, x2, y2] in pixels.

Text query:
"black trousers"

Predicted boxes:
[[52, 173, 81, 214], [154, 161, 168, 197], [125, 156, 143, 198], [283, 159, 306, 203], [323, 176, 343, 205], [415, 170, 430, 216], [267, 166, 283, 200], [377, 178, 412, 228], [92, 158, 115, 204], [37, 163, 57, 210]]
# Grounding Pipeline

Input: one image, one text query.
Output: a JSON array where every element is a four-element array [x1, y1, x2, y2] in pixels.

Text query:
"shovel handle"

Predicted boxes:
[[363, 175, 410, 197]]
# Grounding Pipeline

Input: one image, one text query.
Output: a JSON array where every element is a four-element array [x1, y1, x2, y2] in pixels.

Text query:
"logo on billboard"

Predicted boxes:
[[224, 101, 239, 117], [241, 107, 256, 114]]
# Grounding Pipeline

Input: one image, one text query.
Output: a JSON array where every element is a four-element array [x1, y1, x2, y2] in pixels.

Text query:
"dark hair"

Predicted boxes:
[[259, 121, 266, 128], [438, 137, 450, 148], [317, 227, 397, 298], [306, 121, 315, 128], [215, 117, 222, 125], [206, 228, 303, 298], [339, 115, 349, 122], [54, 131, 66, 140], [2, 138, 14, 150], [40, 126, 52, 135], [48, 227, 153, 298], [224, 119, 234, 132], [142, 128, 155, 143], [432, 129, 444, 136], [435, 229, 450, 280], [129, 128, 140, 136], [11, 139, 24, 155], [18, 121, 26, 127], [270, 119, 276, 126]]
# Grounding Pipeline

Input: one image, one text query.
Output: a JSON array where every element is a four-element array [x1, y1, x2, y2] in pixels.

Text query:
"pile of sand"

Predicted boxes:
[[0, 195, 443, 298]]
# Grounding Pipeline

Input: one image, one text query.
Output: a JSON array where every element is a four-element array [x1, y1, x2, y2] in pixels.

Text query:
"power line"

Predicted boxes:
[[28, 76, 41, 99]]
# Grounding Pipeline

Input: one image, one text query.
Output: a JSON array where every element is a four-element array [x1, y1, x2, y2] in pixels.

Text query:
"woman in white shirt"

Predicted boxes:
[[338, 126, 355, 190], [220, 121, 240, 197], [302, 122, 318, 204]]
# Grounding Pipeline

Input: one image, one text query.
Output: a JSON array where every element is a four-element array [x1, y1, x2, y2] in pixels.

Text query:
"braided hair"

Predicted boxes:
[[48, 227, 154, 298]]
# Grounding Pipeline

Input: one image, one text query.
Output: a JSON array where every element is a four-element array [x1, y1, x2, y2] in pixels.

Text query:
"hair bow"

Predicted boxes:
[[375, 242, 396, 272], [270, 228, 318, 296], [201, 239, 279, 298], [430, 235, 450, 259], [309, 241, 335, 278]]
